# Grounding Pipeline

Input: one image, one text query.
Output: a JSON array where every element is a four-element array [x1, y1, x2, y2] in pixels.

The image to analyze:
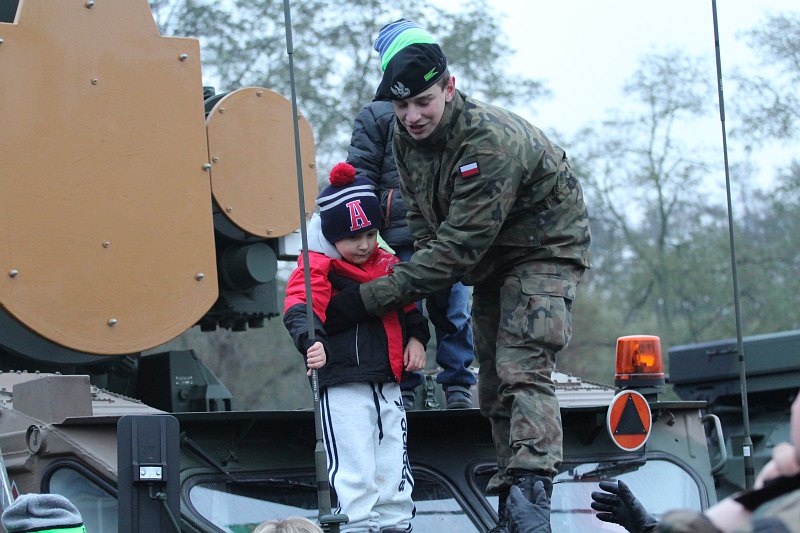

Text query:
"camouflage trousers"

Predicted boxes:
[[472, 260, 582, 493]]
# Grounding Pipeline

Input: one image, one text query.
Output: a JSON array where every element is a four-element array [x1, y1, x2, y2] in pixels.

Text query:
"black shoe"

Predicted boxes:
[[444, 385, 472, 409], [513, 473, 553, 501], [401, 391, 416, 411], [487, 487, 510, 533]]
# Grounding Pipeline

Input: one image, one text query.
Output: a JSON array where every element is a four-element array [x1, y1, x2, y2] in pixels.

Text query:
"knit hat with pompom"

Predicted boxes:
[[316, 163, 381, 244]]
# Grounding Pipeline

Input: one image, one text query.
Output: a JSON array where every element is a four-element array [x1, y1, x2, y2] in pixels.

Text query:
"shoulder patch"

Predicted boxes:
[[459, 161, 480, 178]]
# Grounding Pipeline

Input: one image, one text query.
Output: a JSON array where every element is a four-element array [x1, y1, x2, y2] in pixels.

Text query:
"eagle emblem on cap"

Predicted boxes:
[[391, 81, 411, 98]]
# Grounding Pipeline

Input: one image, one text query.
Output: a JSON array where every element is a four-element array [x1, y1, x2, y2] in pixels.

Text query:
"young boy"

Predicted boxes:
[[283, 162, 430, 533]]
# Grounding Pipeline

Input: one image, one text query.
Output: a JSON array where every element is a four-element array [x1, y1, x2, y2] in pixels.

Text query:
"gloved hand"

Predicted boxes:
[[591, 480, 658, 533], [324, 284, 369, 334], [425, 286, 457, 334], [507, 483, 551, 533]]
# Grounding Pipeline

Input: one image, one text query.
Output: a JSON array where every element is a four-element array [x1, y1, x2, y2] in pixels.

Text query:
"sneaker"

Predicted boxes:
[[444, 385, 473, 409], [401, 391, 416, 411]]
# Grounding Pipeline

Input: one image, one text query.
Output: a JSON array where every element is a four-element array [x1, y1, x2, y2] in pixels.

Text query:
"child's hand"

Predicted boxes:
[[306, 341, 327, 376], [403, 337, 426, 372]]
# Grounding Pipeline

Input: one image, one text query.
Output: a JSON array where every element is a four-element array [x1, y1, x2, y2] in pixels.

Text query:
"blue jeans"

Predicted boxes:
[[394, 245, 476, 390]]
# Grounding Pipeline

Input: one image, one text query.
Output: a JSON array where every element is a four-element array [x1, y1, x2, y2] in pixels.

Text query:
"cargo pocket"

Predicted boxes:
[[519, 275, 573, 352]]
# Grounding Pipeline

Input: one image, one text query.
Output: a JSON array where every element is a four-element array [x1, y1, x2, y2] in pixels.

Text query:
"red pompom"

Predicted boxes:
[[329, 162, 356, 187]]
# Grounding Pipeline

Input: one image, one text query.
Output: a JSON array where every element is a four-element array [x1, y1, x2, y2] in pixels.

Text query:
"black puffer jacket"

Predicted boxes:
[[346, 100, 413, 249]]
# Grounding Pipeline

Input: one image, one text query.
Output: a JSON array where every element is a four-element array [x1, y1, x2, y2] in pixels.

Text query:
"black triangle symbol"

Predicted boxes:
[[614, 394, 647, 435]]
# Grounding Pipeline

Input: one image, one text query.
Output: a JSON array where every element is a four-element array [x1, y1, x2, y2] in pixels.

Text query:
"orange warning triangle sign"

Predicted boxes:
[[607, 390, 652, 451]]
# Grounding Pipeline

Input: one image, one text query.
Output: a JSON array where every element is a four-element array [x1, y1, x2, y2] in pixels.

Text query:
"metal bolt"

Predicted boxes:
[[102, 241, 110, 248], [9, 269, 18, 278], [202, 163, 211, 171], [211, 156, 219, 163], [107, 318, 118, 327], [195, 272, 205, 281], [256, 91, 263, 97], [179, 53, 188, 61], [91, 78, 98, 85], [218, 108, 225, 114], [225, 207, 233, 213], [86, 1, 94, 8], [267, 229, 273, 235], [0, 38, 4, 46]]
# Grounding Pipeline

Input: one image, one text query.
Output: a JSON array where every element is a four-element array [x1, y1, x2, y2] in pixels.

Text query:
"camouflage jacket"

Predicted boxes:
[[360, 90, 591, 315], [657, 489, 800, 533]]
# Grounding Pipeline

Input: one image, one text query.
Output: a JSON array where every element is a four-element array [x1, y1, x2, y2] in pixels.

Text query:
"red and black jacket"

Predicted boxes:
[[283, 248, 429, 388]]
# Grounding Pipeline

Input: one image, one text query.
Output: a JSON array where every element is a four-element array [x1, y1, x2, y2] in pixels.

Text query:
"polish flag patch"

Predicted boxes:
[[459, 161, 480, 178]]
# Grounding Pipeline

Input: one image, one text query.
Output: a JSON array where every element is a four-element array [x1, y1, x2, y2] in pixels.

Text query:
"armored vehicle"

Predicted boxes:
[[670, 329, 800, 499], [0, 1, 722, 531]]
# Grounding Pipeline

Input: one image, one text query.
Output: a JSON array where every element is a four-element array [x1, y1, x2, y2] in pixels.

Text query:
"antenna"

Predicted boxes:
[[282, 1, 348, 530], [711, 0, 754, 489]]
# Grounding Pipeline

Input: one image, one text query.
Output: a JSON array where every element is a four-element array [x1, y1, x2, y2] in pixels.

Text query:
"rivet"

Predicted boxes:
[[202, 163, 212, 171], [195, 273, 205, 281], [179, 53, 188, 61], [107, 318, 118, 327], [102, 241, 110, 248], [267, 229, 273, 235], [218, 108, 225, 114], [211, 156, 219, 163], [91, 78, 98, 85], [85, 1, 94, 8], [0, 38, 4, 46], [9, 269, 18, 278], [256, 91, 263, 97], [309, 163, 315, 169], [225, 207, 233, 213]]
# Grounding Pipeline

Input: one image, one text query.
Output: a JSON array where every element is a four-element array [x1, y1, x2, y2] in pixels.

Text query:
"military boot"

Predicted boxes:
[[514, 473, 553, 502], [487, 487, 510, 533]]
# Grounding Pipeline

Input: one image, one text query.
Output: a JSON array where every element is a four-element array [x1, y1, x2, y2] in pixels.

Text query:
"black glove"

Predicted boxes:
[[591, 480, 658, 533], [425, 286, 457, 334], [324, 284, 369, 335], [507, 483, 551, 533]]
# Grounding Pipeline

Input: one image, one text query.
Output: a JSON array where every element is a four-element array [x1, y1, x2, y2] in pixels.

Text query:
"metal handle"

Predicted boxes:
[[702, 413, 728, 475]]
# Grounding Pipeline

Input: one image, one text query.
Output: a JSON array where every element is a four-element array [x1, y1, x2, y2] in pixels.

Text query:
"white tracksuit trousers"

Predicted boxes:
[[321, 381, 415, 532]]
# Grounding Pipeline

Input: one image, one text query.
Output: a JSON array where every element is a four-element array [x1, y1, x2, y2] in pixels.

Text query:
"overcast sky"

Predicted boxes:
[[439, 0, 798, 189]]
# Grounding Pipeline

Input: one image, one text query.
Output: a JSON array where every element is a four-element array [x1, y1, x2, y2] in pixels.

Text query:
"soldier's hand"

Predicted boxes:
[[425, 287, 456, 334], [507, 483, 551, 533], [591, 480, 658, 533]]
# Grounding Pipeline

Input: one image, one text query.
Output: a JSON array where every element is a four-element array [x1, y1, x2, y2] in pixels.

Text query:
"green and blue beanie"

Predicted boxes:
[[373, 19, 447, 101]]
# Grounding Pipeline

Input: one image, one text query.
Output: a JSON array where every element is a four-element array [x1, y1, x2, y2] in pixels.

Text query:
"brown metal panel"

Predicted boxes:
[[0, 0, 218, 354], [206, 87, 318, 238]]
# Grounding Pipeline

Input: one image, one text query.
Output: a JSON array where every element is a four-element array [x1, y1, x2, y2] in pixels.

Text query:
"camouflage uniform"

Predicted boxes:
[[657, 489, 800, 532], [360, 90, 591, 488]]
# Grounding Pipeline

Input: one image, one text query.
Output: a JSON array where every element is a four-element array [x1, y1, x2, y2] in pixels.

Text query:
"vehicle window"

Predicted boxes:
[[474, 459, 704, 532], [46, 466, 118, 533], [186, 469, 481, 533]]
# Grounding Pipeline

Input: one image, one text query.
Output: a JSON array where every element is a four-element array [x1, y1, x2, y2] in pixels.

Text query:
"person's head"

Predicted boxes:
[[253, 516, 323, 533], [373, 19, 455, 141], [1, 493, 86, 533], [316, 162, 381, 265]]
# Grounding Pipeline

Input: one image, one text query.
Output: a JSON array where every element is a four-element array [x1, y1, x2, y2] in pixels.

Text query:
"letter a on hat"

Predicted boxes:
[[347, 200, 373, 232]]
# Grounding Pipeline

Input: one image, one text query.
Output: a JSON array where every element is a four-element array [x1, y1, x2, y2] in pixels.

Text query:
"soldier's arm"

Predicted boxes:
[[361, 152, 524, 315]]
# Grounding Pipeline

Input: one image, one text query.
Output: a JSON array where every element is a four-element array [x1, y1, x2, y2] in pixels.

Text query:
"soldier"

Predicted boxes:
[[327, 18, 591, 530]]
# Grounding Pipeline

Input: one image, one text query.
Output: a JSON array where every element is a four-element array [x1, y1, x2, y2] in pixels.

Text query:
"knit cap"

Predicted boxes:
[[316, 163, 381, 244], [373, 19, 447, 101], [2, 493, 86, 533]]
